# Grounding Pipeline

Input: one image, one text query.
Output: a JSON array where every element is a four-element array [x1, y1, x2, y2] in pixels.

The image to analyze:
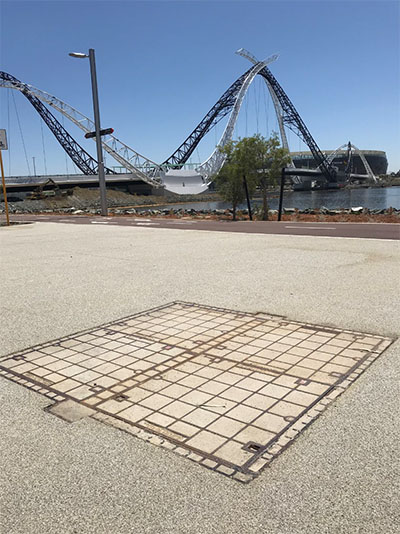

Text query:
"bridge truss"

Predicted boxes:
[[1, 53, 366, 192]]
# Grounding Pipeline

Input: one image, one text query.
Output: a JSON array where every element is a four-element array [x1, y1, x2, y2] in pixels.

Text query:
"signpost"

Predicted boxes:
[[0, 129, 10, 226]]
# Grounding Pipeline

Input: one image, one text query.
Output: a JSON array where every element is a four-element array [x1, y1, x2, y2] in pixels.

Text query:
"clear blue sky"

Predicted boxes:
[[1, 0, 399, 176]]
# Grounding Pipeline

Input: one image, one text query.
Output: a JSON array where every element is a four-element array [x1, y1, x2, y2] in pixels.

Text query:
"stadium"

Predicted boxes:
[[291, 150, 388, 176]]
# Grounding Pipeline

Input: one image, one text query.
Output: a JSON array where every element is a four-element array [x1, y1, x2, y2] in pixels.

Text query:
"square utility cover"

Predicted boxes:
[[0, 302, 393, 482]]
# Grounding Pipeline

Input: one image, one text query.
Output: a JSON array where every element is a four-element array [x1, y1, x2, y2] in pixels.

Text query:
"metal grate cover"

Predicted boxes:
[[0, 302, 393, 482]]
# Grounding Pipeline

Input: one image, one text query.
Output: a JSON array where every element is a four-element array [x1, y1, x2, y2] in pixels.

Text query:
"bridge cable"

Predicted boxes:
[[11, 89, 31, 175], [254, 79, 259, 134], [261, 80, 268, 139], [266, 82, 270, 138], [245, 85, 249, 137], [39, 117, 48, 175], [7, 89, 11, 175], [60, 113, 70, 177], [258, 78, 263, 135]]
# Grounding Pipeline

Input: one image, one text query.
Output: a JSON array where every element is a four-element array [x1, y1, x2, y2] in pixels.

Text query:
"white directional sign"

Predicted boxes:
[[0, 129, 8, 150]]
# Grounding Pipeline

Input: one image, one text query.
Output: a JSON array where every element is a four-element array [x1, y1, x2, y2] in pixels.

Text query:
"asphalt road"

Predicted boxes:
[[11, 213, 400, 240]]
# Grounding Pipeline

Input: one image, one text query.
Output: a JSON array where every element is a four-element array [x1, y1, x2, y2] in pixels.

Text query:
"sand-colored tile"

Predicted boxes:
[[235, 377, 265, 392], [59, 364, 87, 378], [269, 400, 305, 418], [68, 385, 94, 400], [56, 378, 81, 392], [182, 408, 220, 428], [145, 412, 175, 428], [214, 440, 253, 466], [141, 378, 170, 393], [168, 421, 198, 437], [226, 404, 262, 423], [73, 369, 102, 384], [253, 412, 288, 433], [243, 393, 277, 411], [139, 393, 172, 410], [109, 368, 137, 381], [124, 387, 152, 403], [180, 390, 213, 407], [65, 353, 91, 364], [207, 416, 246, 438], [160, 382, 190, 398], [161, 400, 194, 419], [259, 383, 291, 399], [186, 430, 227, 454], [234, 425, 275, 445], [11, 362, 38, 373], [100, 398, 133, 414], [118, 404, 152, 423], [178, 375, 208, 388], [284, 389, 318, 406], [220, 386, 252, 402]]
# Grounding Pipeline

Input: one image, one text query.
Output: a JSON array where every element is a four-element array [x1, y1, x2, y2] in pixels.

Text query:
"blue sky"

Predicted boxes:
[[1, 0, 399, 176]]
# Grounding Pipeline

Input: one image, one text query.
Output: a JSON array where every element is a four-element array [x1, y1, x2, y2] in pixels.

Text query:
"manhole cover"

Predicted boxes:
[[0, 302, 393, 482]]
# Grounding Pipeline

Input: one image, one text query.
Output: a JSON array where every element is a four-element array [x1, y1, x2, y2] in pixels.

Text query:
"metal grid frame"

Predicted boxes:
[[0, 302, 393, 483]]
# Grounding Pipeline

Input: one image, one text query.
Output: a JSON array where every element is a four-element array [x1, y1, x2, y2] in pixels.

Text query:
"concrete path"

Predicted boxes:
[[1, 221, 399, 533]]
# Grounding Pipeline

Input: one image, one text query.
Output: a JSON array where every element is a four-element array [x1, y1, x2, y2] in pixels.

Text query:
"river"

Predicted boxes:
[[136, 186, 400, 212]]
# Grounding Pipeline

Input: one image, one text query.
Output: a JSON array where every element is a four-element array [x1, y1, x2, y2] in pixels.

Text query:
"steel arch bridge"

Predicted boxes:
[[1, 52, 356, 193]]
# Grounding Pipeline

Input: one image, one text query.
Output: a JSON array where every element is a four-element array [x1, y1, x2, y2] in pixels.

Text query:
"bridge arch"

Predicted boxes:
[[1, 55, 340, 193]]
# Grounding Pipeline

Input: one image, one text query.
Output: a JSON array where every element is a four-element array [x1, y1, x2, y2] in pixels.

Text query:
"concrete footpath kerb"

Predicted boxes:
[[0, 221, 399, 534]]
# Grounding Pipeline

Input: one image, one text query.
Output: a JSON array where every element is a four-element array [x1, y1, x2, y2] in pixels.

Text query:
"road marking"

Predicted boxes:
[[166, 220, 197, 224], [91, 221, 109, 224], [135, 222, 160, 226], [285, 226, 336, 230], [134, 218, 151, 222]]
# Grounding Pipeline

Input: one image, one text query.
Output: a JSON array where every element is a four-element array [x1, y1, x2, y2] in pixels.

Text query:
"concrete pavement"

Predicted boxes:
[[0, 221, 399, 533]]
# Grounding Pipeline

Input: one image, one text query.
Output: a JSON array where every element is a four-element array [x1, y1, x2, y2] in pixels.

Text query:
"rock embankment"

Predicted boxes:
[[2, 204, 399, 223]]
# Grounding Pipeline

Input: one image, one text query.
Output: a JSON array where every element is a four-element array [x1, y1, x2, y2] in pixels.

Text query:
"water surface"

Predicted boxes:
[[136, 186, 400, 212]]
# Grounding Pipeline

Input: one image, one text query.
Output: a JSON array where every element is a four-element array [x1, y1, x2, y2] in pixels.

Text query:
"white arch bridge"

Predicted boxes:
[[0, 50, 376, 194]]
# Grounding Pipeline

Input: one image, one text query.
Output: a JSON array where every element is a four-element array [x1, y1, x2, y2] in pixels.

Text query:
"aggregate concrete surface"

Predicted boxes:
[[1, 221, 399, 533]]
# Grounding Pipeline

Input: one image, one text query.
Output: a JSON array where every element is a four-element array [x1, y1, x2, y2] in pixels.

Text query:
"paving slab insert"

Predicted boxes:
[[0, 302, 393, 482]]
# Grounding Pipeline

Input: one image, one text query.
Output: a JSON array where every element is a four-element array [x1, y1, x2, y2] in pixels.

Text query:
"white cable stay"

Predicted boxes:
[[0, 78, 164, 187], [196, 54, 278, 183]]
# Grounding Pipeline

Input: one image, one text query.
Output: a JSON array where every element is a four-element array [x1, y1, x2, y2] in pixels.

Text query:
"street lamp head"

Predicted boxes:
[[69, 52, 88, 58]]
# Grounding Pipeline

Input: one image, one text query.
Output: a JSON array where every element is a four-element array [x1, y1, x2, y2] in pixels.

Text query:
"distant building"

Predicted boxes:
[[291, 150, 388, 176]]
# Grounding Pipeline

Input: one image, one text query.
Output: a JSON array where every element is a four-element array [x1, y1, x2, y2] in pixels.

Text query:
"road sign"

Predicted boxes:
[[0, 129, 8, 150], [84, 127, 114, 139]]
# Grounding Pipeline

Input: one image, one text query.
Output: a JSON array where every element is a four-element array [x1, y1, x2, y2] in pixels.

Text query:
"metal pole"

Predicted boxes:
[[32, 157, 36, 176], [243, 175, 253, 221], [278, 167, 285, 221], [0, 150, 10, 226], [88, 48, 107, 216]]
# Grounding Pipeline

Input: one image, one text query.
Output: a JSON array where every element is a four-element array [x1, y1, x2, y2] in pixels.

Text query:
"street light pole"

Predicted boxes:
[[277, 167, 286, 222], [88, 49, 107, 216], [69, 49, 107, 216]]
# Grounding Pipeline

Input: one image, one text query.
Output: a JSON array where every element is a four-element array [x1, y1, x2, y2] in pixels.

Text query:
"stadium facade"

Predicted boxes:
[[291, 150, 388, 176]]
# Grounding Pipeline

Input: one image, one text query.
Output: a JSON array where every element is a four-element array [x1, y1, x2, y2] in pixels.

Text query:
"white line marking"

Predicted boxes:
[[133, 218, 151, 222], [166, 220, 197, 224], [91, 221, 109, 224], [285, 226, 337, 230], [135, 222, 160, 226]]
